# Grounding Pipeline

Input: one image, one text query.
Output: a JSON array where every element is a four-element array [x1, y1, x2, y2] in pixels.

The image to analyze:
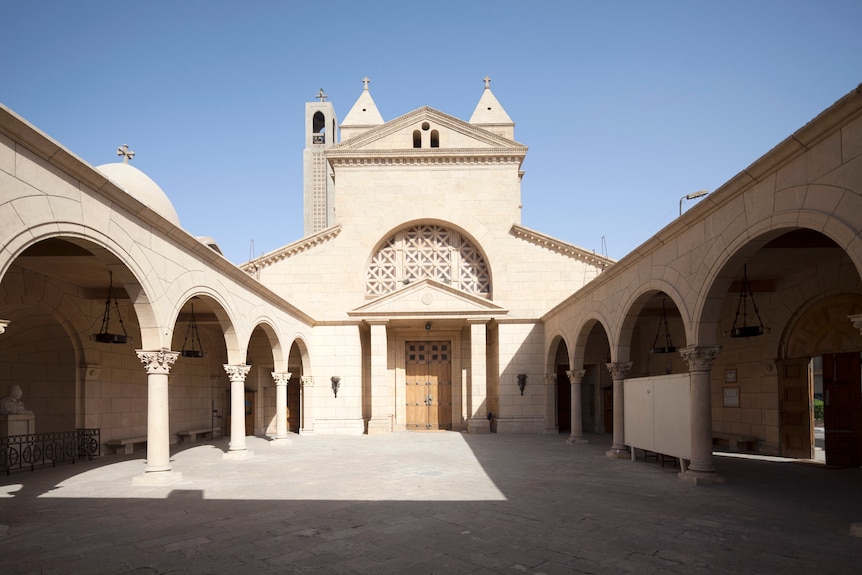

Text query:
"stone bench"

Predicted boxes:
[[177, 427, 214, 443], [106, 436, 147, 455], [713, 433, 757, 452]]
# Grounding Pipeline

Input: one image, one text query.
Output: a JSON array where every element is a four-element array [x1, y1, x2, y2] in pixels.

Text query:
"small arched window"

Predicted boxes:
[[413, 130, 421, 148], [313, 111, 326, 144], [430, 130, 439, 148]]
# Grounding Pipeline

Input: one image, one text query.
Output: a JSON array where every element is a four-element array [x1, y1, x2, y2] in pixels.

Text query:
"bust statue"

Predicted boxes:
[[0, 385, 33, 415]]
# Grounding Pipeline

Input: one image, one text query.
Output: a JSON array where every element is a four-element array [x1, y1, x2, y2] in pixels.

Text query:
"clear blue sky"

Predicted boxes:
[[3, 1, 860, 264]]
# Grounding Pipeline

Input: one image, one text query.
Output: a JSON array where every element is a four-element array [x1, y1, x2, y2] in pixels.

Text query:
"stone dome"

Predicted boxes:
[[96, 162, 181, 227]]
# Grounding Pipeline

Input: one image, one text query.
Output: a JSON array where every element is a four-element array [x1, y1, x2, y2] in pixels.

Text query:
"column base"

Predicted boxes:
[[566, 436, 589, 444], [606, 447, 630, 459], [678, 470, 726, 485], [132, 470, 183, 486], [467, 418, 491, 434], [223, 449, 254, 461]]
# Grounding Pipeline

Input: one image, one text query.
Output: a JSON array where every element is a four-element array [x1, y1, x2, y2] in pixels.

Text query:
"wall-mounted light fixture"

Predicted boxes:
[[425, 322, 431, 333], [330, 376, 341, 398], [517, 374, 527, 396]]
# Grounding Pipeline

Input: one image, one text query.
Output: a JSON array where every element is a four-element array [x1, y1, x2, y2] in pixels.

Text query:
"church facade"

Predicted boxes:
[[1, 80, 860, 484]]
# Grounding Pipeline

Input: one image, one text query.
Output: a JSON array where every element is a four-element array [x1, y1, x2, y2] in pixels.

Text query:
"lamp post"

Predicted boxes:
[[679, 190, 709, 216]]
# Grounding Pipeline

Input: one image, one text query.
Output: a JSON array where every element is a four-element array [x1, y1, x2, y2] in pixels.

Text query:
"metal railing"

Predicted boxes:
[[1, 428, 100, 475]]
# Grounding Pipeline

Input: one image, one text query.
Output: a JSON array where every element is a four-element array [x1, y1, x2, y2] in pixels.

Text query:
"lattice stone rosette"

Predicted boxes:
[[366, 224, 490, 297]]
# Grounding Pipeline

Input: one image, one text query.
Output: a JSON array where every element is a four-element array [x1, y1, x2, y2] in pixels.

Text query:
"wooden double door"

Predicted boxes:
[[780, 352, 862, 466], [405, 341, 452, 430]]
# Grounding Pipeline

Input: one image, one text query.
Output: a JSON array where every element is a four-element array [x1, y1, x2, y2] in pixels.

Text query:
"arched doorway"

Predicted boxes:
[[552, 338, 570, 433], [783, 293, 862, 466]]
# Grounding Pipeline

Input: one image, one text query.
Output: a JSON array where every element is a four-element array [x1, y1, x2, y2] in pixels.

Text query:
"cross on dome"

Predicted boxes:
[[362, 76, 370, 90], [117, 144, 135, 164], [483, 76, 491, 89], [316, 88, 328, 102]]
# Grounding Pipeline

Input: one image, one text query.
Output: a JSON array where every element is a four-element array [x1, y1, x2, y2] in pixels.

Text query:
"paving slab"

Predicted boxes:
[[1, 432, 860, 574]]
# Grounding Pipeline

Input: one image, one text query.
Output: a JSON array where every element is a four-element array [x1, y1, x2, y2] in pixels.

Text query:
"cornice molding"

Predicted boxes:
[[332, 105, 525, 151], [328, 150, 525, 167], [510, 224, 615, 268], [240, 225, 342, 273]]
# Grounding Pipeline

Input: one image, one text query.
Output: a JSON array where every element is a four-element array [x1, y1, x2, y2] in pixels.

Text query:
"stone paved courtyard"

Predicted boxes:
[[1, 432, 860, 574]]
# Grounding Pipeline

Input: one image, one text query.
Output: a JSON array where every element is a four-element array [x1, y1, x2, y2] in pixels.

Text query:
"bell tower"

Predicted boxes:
[[303, 88, 337, 235]]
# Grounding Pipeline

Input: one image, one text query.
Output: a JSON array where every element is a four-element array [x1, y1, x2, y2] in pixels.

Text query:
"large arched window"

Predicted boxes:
[[366, 224, 491, 298]]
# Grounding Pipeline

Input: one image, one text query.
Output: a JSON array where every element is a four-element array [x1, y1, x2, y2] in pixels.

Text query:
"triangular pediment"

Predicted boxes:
[[348, 279, 507, 319], [328, 106, 526, 155]]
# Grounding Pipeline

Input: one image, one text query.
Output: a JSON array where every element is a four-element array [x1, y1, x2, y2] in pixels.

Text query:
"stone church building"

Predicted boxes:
[[1, 79, 860, 485]]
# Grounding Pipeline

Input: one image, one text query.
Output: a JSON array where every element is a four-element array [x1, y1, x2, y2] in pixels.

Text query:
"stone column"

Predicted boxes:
[[271, 371, 291, 440], [300, 376, 314, 434], [467, 320, 490, 433], [605, 361, 632, 458], [134, 349, 180, 485], [224, 364, 252, 458], [367, 321, 392, 433], [680, 346, 724, 484], [566, 369, 588, 444]]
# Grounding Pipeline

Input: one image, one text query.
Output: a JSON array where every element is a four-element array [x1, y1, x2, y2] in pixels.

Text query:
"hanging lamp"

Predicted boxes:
[[729, 264, 767, 338], [650, 298, 677, 354], [181, 303, 205, 358], [92, 270, 129, 344]]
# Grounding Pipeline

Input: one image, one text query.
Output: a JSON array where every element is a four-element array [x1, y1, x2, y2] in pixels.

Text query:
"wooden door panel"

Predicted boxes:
[[406, 343, 428, 430], [778, 358, 812, 459], [823, 352, 862, 467], [406, 341, 451, 430]]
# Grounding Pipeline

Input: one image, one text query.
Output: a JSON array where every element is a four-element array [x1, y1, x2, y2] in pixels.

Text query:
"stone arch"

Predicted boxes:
[[782, 293, 862, 359], [569, 315, 613, 434], [245, 319, 285, 371], [287, 336, 312, 433], [365, 220, 492, 298], [169, 288, 241, 364], [545, 332, 570, 375], [617, 282, 690, 362], [696, 214, 862, 345], [571, 312, 614, 368], [1, 225, 163, 349], [547, 334, 571, 432]]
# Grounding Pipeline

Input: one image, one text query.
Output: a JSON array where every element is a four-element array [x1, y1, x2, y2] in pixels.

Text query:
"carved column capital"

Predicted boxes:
[[849, 314, 862, 335], [136, 349, 178, 375], [224, 364, 251, 382], [605, 362, 632, 380], [271, 371, 292, 386], [0, 319, 10, 334], [566, 370, 586, 384], [680, 346, 721, 372], [300, 376, 314, 387], [544, 374, 555, 385]]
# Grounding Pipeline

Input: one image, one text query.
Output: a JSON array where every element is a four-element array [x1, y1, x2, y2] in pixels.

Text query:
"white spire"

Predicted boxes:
[[340, 76, 385, 140], [469, 76, 514, 139]]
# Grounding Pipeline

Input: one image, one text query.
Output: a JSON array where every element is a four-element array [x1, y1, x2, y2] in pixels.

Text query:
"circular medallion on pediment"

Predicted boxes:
[[421, 291, 434, 305]]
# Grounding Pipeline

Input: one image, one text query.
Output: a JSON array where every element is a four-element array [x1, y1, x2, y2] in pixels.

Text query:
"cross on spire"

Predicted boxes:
[[316, 88, 328, 102], [117, 144, 135, 164], [362, 76, 370, 90], [484, 76, 491, 89]]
